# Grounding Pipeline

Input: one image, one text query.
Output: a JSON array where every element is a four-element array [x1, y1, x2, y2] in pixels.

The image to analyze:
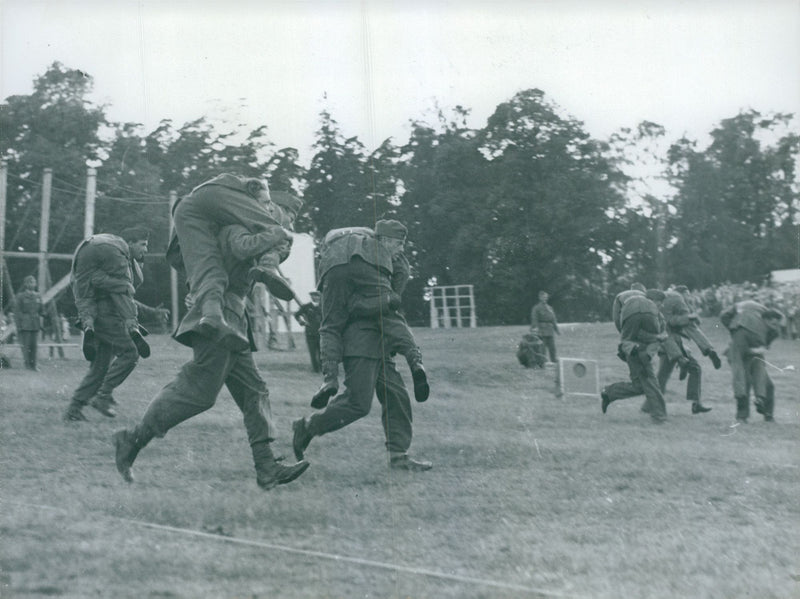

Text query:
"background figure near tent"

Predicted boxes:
[[11, 275, 44, 371], [295, 290, 322, 372]]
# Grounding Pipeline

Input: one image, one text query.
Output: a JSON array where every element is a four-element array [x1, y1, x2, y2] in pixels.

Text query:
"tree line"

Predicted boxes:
[[1, 62, 798, 325]]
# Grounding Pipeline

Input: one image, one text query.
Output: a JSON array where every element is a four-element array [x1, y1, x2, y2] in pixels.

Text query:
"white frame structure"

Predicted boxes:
[[425, 284, 477, 329]]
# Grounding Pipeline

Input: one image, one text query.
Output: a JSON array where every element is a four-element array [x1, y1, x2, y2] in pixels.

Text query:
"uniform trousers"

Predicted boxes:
[[657, 334, 701, 402], [729, 328, 774, 420], [18, 330, 39, 369], [605, 349, 667, 420], [306, 355, 413, 454], [134, 336, 274, 446], [541, 335, 557, 362], [70, 310, 138, 406]]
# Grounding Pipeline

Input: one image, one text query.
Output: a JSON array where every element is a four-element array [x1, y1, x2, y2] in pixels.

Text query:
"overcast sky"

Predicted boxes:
[[2, 0, 799, 163]]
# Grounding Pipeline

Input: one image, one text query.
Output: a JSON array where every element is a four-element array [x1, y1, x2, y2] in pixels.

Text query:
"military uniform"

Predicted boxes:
[[112, 222, 309, 488], [166, 174, 295, 347], [65, 235, 143, 418], [295, 298, 322, 372], [656, 289, 717, 414], [317, 225, 423, 387], [11, 276, 44, 370], [530, 299, 558, 362], [292, 221, 430, 471], [612, 289, 645, 332], [720, 300, 782, 421], [602, 292, 668, 422]]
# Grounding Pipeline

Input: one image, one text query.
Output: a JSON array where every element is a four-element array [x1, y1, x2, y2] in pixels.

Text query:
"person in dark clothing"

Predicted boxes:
[[601, 289, 669, 424], [720, 301, 783, 422], [292, 220, 431, 472], [112, 222, 309, 490], [530, 291, 559, 363], [11, 275, 44, 370], [64, 228, 153, 421], [295, 290, 322, 373]]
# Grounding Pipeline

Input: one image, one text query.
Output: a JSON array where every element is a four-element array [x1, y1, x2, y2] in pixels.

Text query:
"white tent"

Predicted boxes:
[[770, 269, 800, 284]]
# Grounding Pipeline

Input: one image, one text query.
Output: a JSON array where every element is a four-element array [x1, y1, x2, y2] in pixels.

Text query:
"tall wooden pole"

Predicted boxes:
[[84, 167, 96, 238], [38, 169, 52, 294], [169, 191, 179, 330], [0, 161, 7, 311]]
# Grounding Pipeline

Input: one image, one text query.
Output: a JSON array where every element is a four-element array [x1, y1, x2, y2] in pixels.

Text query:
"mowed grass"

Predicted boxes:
[[1, 322, 798, 599]]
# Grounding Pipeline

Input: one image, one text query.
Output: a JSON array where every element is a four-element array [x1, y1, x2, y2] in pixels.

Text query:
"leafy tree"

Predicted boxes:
[[0, 62, 109, 306], [475, 89, 626, 323], [666, 111, 799, 287], [304, 109, 377, 236]]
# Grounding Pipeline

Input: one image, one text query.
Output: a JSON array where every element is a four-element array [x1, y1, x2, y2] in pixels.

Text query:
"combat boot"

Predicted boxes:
[[311, 362, 339, 409], [112, 428, 145, 483], [708, 350, 722, 370], [389, 452, 432, 471], [64, 402, 88, 422], [252, 441, 309, 490], [197, 299, 249, 352], [292, 417, 313, 461], [691, 401, 712, 414], [248, 266, 295, 301], [90, 393, 116, 418]]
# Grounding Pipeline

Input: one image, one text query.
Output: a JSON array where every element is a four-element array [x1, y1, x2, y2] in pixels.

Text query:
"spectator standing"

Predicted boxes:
[[11, 275, 44, 370]]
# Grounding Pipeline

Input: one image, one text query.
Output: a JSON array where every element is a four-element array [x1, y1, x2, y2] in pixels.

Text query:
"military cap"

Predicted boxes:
[[674, 284, 689, 294], [271, 191, 304, 214], [631, 282, 646, 292], [120, 227, 150, 242], [374, 219, 407, 240]]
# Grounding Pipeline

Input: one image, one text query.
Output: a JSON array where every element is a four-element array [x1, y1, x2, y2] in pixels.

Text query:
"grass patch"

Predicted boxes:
[[1, 323, 798, 598]]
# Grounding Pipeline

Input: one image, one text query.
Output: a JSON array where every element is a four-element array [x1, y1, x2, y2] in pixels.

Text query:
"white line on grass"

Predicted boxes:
[[1, 499, 583, 598]]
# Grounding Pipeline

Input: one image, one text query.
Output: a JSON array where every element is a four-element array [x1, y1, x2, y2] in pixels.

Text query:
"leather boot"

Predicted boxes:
[[113, 427, 148, 483], [248, 266, 295, 301], [253, 441, 309, 490], [311, 362, 339, 409]]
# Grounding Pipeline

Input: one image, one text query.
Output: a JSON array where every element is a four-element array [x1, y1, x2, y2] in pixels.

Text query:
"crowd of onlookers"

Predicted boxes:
[[683, 281, 800, 340]]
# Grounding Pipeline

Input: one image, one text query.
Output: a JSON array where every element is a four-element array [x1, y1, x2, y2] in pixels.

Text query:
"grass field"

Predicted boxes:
[[1, 322, 798, 599]]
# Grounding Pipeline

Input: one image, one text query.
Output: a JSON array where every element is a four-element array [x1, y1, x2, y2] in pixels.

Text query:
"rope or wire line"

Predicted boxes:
[[0, 499, 580, 599]]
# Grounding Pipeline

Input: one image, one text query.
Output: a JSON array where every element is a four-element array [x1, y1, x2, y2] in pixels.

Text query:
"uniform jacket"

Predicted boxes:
[[317, 227, 394, 285], [531, 302, 558, 336], [660, 290, 696, 331], [12, 289, 44, 331], [618, 296, 664, 359], [612, 289, 645, 331], [166, 173, 282, 273], [71, 234, 140, 327], [720, 300, 782, 347], [173, 223, 286, 350]]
